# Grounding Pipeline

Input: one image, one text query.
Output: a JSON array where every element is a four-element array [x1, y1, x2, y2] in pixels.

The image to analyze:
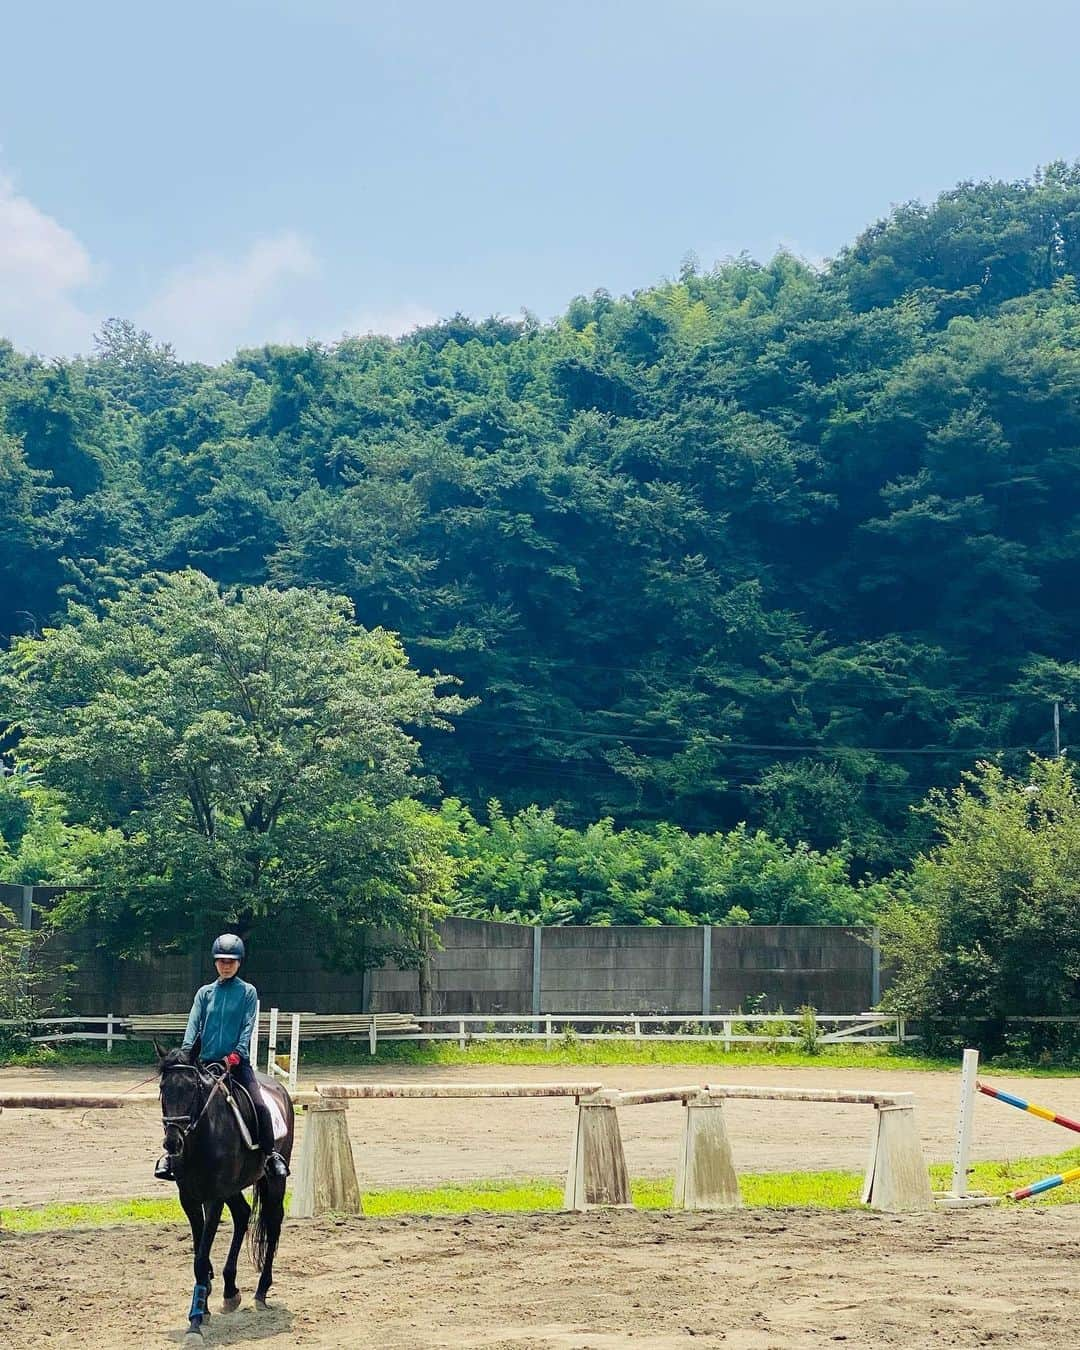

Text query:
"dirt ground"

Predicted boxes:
[[3, 1061, 1080, 1207], [5, 1063, 1080, 1347], [3, 1205, 1079, 1348]]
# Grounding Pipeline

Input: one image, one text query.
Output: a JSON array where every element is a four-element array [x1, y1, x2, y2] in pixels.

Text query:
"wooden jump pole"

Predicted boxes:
[[977, 1081, 1080, 1135], [316, 1082, 602, 1099], [702, 1083, 931, 1213], [1010, 1165, 1080, 1201], [0, 1092, 160, 1108], [977, 1077, 1080, 1202]]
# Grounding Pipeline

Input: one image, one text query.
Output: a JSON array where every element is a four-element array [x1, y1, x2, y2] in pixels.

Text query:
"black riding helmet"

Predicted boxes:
[[211, 933, 245, 962]]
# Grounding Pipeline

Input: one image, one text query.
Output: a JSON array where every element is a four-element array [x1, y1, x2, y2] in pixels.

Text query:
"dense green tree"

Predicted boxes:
[[1, 572, 467, 965], [2, 166, 1080, 877], [878, 757, 1080, 1050], [438, 799, 883, 927]]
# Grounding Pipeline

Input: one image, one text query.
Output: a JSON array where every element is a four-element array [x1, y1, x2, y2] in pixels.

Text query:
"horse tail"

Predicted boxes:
[[248, 1177, 270, 1272]]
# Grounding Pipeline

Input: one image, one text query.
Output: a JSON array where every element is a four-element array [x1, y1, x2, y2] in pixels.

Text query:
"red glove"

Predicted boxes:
[[225, 1052, 241, 1068]]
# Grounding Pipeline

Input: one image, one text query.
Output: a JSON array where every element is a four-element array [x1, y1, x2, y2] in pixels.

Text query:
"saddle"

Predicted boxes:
[[220, 1077, 261, 1152]]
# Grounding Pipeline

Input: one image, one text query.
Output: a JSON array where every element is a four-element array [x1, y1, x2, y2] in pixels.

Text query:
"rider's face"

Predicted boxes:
[[215, 957, 240, 980]]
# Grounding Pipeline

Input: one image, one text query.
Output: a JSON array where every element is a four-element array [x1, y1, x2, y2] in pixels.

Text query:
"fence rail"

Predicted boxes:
[[8, 1010, 1080, 1056], [2, 1010, 910, 1052]]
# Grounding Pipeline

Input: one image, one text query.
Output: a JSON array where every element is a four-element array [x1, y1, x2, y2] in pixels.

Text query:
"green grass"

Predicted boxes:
[[7, 1034, 1080, 1076], [6, 1144, 1080, 1233], [0, 1036, 953, 1073]]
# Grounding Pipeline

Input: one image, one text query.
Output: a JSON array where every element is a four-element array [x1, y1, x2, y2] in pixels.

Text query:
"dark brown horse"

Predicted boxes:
[[156, 1038, 295, 1336]]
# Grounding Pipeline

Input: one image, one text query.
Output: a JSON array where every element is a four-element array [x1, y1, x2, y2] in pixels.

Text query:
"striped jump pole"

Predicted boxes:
[[976, 1082, 1080, 1135], [978, 1080, 1080, 1202], [1011, 1166, 1080, 1202]]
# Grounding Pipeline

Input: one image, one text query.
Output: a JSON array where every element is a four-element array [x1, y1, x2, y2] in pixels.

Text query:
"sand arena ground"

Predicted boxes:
[[3, 1062, 1079, 1346]]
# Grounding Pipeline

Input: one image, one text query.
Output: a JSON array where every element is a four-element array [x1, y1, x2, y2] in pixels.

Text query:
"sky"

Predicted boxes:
[[2, 0, 1078, 364]]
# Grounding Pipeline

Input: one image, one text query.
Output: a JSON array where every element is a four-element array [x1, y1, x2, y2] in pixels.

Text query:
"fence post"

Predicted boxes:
[[545, 1014, 553, 1050], [532, 925, 542, 1022], [701, 925, 712, 1019], [369, 1019, 377, 1056], [633, 1017, 641, 1041], [267, 1007, 279, 1076], [106, 1012, 114, 1053], [458, 1018, 466, 1051], [288, 1012, 300, 1094], [250, 999, 260, 1068], [723, 1017, 731, 1052], [20, 885, 33, 985], [949, 1048, 979, 1199]]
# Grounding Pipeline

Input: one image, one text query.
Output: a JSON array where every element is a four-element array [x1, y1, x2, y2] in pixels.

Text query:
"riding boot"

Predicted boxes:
[[154, 1152, 176, 1181], [252, 1094, 288, 1177]]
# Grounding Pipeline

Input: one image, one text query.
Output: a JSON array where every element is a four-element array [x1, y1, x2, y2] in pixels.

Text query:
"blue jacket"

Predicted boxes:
[[182, 976, 257, 1063]]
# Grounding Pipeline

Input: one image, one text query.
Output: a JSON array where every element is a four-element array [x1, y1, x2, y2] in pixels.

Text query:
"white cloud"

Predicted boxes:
[[0, 171, 440, 363], [337, 303, 440, 341], [775, 237, 829, 272], [138, 232, 320, 362], [0, 172, 100, 354], [139, 239, 441, 361]]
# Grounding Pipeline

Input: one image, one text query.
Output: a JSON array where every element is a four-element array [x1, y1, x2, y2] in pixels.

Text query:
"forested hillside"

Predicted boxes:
[[4, 166, 1080, 878]]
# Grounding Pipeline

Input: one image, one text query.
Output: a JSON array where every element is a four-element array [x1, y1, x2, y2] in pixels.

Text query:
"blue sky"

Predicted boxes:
[[2, 0, 1077, 362]]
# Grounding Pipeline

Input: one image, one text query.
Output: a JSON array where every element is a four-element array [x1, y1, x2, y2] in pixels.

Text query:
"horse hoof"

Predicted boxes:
[[223, 1293, 242, 1313], [255, 1298, 268, 1311], [185, 1324, 203, 1337]]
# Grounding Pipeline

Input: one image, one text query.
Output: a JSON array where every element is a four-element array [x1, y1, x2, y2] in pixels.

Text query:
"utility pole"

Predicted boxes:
[[1053, 700, 1061, 758]]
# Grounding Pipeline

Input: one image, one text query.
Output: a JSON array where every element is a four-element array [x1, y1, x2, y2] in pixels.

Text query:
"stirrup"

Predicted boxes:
[[154, 1154, 175, 1181]]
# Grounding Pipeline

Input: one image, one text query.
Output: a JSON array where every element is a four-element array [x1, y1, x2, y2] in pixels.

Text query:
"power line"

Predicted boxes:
[[456, 716, 1028, 758]]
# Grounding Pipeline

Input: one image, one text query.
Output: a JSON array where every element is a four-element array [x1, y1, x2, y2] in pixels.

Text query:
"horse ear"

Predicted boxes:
[[190, 1034, 202, 1062], [153, 1038, 167, 1060]]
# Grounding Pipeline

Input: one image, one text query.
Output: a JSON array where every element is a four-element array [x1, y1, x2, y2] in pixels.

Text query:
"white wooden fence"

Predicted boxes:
[[2, 1009, 909, 1052], [10, 1009, 1080, 1056]]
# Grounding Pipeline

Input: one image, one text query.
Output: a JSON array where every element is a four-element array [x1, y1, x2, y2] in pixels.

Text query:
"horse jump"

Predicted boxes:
[[313, 1079, 934, 1215]]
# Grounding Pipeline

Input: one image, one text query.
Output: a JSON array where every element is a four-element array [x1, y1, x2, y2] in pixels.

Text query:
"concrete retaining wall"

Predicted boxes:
[[4, 885, 880, 1015]]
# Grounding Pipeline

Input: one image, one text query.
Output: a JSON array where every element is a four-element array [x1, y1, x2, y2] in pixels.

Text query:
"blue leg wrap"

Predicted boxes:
[[189, 1283, 208, 1320]]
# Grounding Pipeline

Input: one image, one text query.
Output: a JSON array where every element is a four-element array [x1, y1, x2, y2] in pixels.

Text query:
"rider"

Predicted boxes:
[[154, 933, 289, 1182]]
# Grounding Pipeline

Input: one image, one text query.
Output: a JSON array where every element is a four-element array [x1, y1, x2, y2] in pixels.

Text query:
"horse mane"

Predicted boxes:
[[158, 1045, 197, 1075]]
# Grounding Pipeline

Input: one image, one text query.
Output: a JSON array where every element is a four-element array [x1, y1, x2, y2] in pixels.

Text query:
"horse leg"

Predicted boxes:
[[200, 1199, 225, 1308], [253, 1176, 286, 1309], [221, 1191, 251, 1312], [179, 1190, 209, 1337]]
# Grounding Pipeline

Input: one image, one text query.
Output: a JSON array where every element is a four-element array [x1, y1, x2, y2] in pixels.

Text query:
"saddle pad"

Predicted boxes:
[[259, 1086, 288, 1142]]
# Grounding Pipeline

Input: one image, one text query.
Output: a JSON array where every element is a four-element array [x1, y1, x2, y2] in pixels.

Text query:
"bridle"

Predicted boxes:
[[160, 1060, 229, 1157]]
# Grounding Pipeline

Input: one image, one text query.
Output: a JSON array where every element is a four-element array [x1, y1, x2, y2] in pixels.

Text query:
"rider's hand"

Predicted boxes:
[[225, 1051, 241, 1068]]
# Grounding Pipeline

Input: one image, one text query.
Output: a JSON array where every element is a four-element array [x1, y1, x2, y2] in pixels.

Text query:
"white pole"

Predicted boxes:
[[288, 1012, 300, 1094], [950, 1048, 980, 1198], [369, 1019, 377, 1056], [250, 999, 260, 1067], [267, 1006, 279, 1077], [106, 1012, 114, 1053]]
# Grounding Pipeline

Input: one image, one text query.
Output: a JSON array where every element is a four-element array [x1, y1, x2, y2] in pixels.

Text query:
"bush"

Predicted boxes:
[[879, 757, 1080, 1053], [439, 799, 883, 927]]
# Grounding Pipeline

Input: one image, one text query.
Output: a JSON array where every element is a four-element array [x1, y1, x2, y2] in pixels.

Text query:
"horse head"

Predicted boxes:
[[156, 1036, 206, 1158]]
